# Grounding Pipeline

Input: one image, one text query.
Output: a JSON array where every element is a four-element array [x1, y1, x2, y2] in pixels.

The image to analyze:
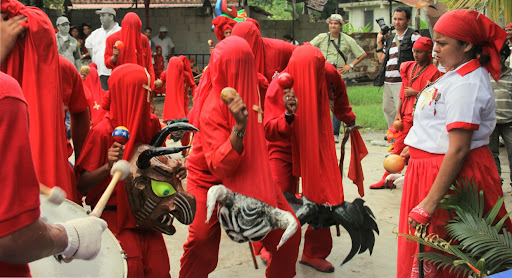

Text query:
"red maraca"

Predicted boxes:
[[277, 73, 294, 89], [114, 40, 125, 50], [112, 126, 130, 144]]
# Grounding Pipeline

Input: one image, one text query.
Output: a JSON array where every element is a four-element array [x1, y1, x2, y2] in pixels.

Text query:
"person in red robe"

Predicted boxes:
[[1, 0, 75, 198], [76, 63, 174, 278], [179, 36, 301, 278], [83, 63, 107, 125], [397, 10, 512, 278], [154, 45, 165, 79], [369, 37, 442, 190], [104, 12, 155, 84]]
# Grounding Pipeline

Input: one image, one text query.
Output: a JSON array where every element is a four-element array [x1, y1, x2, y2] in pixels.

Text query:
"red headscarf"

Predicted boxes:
[[197, 36, 279, 206], [109, 63, 160, 229], [212, 16, 236, 40], [413, 36, 433, 52], [1, 0, 73, 195], [285, 45, 344, 206], [433, 9, 507, 81], [83, 64, 106, 123]]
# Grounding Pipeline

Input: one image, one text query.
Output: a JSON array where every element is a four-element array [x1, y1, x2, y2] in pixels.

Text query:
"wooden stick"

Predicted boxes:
[[248, 242, 259, 269], [90, 170, 123, 217]]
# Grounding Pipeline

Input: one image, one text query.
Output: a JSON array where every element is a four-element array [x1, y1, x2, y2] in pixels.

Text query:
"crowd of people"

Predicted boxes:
[[1, 0, 512, 277]]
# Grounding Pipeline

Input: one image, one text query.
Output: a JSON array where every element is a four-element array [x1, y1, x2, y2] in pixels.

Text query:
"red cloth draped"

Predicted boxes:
[[1, 0, 72, 195], [347, 130, 367, 197], [433, 9, 507, 81], [212, 15, 236, 40], [324, 62, 355, 124], [286, 45, 344, 205], [163, 57, 187, 121], [191, 36, 279, 207], [83, 64, 106, 123], [104, 12, 155, 83], [188, 67, 212, 126]]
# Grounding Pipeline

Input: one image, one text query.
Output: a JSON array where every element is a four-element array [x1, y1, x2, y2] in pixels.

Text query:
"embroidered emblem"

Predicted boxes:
[[419, 87, 438, 109]]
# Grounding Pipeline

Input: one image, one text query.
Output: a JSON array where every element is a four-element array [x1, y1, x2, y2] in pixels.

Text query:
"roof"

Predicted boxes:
[[70, 0, 238, 9]]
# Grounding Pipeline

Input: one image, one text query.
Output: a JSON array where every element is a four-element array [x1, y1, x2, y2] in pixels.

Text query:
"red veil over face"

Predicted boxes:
[[114, 12, 143, 65], [285, 45, 344, 206], [231, 21, 265, 77], [197, 36, 279, 207], [1, 0, 73, 195]]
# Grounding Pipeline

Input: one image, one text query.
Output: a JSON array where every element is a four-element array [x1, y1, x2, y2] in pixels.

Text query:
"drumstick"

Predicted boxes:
[[39, 183, 67, 205], [90, 126, 131, 218]]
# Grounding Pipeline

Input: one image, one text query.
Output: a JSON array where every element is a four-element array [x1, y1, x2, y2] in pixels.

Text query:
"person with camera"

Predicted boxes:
[[310, 14, 367, 143], [375, 7, 421, 128]]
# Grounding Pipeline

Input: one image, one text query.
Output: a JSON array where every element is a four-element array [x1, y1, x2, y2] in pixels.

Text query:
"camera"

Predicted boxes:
[[376, 18, 395, 35]]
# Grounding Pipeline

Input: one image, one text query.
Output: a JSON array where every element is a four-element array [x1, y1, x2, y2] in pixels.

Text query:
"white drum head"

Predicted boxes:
[[29, 195, 128, 278]]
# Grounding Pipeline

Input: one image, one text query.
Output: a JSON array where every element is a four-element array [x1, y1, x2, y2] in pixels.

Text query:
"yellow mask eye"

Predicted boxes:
[[151, 180, 176, 197]]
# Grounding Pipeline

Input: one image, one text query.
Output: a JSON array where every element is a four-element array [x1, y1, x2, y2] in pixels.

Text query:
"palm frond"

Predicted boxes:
[[440, 0, 512, 23]]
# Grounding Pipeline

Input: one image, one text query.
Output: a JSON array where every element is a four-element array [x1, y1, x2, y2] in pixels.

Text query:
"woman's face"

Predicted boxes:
[[433, 31, 472, 69], [223, 29, 232, 38], [413, 48, 430, 64], [71, 28, 79, 38]]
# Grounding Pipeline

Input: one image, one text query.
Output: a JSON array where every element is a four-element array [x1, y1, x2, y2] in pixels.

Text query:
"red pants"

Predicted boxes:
[[103, 211, 171, 278], [180, 182, 301, 278], [268, 157, 333, 260]]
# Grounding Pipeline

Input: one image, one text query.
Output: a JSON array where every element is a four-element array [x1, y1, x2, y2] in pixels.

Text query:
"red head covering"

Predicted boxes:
[[413, 36, 433, 52], [198, 36, 279, 206], [155, 45, 162, 51], [212, 15, 236, 40], [433, 9, 507, 81], [285, 45, 344, 205], [1, 0, 73, 195], [163, 57, 187, 121], [109, 63, 158, 229], [115, 13, 143, 65], [83, 63, 106, 123], [231, 21, 265, 76]]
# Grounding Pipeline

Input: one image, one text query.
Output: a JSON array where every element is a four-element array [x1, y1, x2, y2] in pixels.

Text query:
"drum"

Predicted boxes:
[[29, 194, 128, 278]]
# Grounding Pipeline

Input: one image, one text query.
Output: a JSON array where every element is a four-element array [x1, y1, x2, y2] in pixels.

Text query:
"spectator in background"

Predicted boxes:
[[505, 23, 512, 68], [154, 45, 165, 79], [375, 6, 421, 128], [489, 44, 512, 189], [85, 7, 121, 90], [310, 13, 367, 143], [80, 23, 92, 62], [151, 26, 175, 70], [144, 26, 156, 65], [282, 34, 298, 45], [55, 16, 81, 70], [70, 25, 83, 49]]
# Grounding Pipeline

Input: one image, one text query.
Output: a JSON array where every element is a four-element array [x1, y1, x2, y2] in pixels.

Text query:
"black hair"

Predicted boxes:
[[394, 6, 412, 20], [456, 40, 490, 66], [145, 26, 152, 32], [283, 34, 293, 40], [70, 25, 79, 32]]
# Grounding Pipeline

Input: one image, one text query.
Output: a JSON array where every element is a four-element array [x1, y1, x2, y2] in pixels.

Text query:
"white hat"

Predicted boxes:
[[95, 7, 116, 16], [159, 26, 169, 32], [56, 16, 70, 26], [326, 14, 343, 24]]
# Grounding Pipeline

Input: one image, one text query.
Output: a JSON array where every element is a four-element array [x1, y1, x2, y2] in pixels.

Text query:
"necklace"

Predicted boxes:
[[408, 63, 429, 87], [411, 69, 444, 117]]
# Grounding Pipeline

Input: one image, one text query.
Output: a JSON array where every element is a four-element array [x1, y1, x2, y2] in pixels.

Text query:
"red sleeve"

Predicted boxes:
[[263, 78, 293, 141], [75, 120, 111, 174], [399, 61, 414, 99], [104, 35, 116, 70], [0, 97, 40, 237], [325, 63, 355, 124], [199, 93, 244, 180]]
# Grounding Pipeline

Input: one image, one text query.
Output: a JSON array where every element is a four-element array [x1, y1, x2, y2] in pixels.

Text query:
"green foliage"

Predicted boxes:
[[396, 179, 512, 277], [346, 86, 388, 130], [440, 0, 511, 23], [248, 0, 292, 20], [24, 0, 63, 9], [342, 22, 372, 35], [420, 19, 429, 30]]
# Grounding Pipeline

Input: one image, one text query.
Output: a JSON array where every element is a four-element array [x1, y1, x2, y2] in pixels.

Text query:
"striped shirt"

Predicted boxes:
[[384, 29, 421, 83], [491, 69, 512, 124]]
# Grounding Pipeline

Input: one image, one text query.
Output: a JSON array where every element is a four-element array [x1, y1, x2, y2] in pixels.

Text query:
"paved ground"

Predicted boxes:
[[160, 128, 512, 278]]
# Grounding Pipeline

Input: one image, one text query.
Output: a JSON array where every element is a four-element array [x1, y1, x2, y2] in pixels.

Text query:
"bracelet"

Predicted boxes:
[[232, 126, 246, 138], [376, 48, 384, 53], [285, 111, 295, 116]]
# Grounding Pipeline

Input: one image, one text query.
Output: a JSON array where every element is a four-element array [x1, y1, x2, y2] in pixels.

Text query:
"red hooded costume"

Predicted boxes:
[[180, 36, 300, 278], [83, 63, 106, 124], [76, 64, 168, 277], [1, 0, 73, 198], [104, 12, 155, 84]]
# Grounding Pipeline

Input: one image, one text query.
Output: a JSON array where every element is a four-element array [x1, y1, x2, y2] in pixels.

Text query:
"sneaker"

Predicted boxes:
[[369, 179, 396, 190], [334, 135, 339, 143], [299, 255, 334, 273]]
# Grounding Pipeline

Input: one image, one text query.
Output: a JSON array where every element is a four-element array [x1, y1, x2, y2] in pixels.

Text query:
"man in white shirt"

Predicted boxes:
[[151, 26, 175, 70], [55, 16, 81, 71], [85, 7, 121, 90]]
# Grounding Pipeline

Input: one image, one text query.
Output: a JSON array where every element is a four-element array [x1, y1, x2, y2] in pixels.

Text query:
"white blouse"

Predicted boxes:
[[404, 60, 496, 154]]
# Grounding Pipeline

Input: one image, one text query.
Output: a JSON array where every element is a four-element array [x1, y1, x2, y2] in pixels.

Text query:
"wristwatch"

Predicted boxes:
[[232, 126, 246, 138], [349, 63, 354, 69]]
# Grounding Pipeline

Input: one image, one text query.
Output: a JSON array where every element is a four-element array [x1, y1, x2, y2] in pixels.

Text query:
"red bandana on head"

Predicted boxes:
[[285, 45, 344, 206], [1, 0, 73, 196], [413, 36, 433, 53], [433, 9, 507, 81], [212, 16, 236, 40]]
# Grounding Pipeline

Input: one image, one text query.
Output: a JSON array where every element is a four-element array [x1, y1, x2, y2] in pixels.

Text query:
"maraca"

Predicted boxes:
[[80, 65, 91, 77], [207, 40, 213, 47], [112, 126, 130, 144], [277, 73, 294, 89], [114, 40, 125, 50], [220, 87, 238, 104], [383, 154, 405, 174]]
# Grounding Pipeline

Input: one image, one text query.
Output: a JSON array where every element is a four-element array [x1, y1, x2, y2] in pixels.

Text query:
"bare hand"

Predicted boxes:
[[404, 87, 419, 97], [107, 142, 124, 170], [394, 113, 401, 122], [339, 65, 352, 74], [113, 48, 120, 57], [227, 95, 248, 130], [174, 160, 187, 181], [0, 14, 27, 64], [400, 146, 410, 162], [282, 88, 298, 115]]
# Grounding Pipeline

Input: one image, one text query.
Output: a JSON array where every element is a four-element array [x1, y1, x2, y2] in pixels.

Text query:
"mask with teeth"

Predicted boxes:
[[125, 122, 199, 235]]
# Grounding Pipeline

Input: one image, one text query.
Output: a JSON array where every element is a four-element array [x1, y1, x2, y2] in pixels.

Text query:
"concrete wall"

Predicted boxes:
[[49, 7, 380, 79]]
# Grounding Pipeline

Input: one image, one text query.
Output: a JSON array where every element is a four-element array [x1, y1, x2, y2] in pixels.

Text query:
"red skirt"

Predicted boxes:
[[397, 146, 512, 278]]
